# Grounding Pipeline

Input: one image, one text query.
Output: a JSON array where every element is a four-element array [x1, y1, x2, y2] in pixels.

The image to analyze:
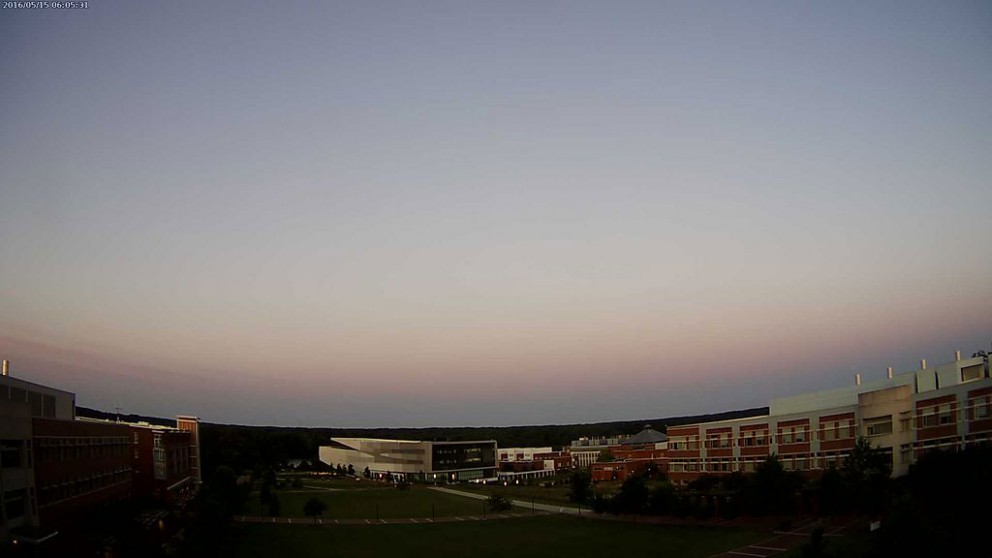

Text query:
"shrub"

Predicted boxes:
[[487, 494, 512, 512]]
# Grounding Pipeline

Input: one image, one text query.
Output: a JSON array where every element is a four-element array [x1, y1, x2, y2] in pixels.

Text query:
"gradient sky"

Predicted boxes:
[[1, 1, 990, 427]]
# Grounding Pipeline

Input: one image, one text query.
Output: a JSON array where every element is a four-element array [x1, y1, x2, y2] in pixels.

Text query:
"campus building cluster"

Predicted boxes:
[[328, 351, 990, 489], [0, 362, 201, 547]]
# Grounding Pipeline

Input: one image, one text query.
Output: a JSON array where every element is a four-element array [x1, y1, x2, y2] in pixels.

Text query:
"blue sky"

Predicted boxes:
[[1, 1, 990, 426]]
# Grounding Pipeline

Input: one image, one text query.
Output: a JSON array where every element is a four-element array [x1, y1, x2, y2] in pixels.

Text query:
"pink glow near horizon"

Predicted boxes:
[[1, 2, 991, 426]]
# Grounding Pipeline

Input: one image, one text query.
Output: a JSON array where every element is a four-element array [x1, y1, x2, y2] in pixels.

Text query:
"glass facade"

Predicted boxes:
[[430, 442, 496, 472]]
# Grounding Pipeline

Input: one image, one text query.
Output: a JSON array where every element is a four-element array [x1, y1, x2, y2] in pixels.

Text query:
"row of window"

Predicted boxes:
[[670, 422, 857, 450], [35, 436, 129, 447], [37, 468, 131, 507], [671, 402, 992, 450], [1, 386, 58, 418], [36, 441, 130, 463], [668, 451, 857, 473]]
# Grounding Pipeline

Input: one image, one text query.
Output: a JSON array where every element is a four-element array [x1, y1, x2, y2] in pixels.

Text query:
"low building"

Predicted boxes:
[[319, 438, 497, 482], [497, 447, 571, 481], [591, 426, 667, 482], [569, 435, 630, 468]]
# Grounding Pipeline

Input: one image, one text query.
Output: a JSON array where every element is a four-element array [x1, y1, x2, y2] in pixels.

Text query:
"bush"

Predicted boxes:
[[591, 493, 611, 514], [487, 494, 512, 512]]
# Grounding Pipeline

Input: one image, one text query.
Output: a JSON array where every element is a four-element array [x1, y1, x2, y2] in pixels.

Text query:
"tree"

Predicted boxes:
[[642, 461, 664, 481], [487, 494, 512, 512], [303, 497, 328, 523], [843, 437, 891, 514], [648, 482, 677, 515], [568, 470, 591, 503], [267, 493, 281, 516], [596, 449, 615, 462], [613, 475, 649, 514], [262, 468, 277, 487], [752, 455, 801, 516]]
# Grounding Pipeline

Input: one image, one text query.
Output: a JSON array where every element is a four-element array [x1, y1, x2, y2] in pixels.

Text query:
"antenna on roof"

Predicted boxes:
[[114, 406, 123, 423]]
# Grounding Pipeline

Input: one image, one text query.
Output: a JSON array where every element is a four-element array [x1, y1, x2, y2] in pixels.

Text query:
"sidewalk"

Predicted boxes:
[[428, 486, 587, 516], [234, 510, 551, 526]]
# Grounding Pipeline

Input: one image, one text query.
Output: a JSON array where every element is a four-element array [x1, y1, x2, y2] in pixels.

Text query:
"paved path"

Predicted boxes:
[[428, 486, 588, 516], [234, 510, 549, 526]]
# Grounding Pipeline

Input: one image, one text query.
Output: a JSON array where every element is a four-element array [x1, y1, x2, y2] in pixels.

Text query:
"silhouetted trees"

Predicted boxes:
[[568, 470, 592, 503], [303, 497, 328, 523], [487, 494, 512, 512]]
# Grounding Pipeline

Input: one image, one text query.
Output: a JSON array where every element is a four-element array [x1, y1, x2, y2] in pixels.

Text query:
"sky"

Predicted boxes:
[[1, 1, 990, 427]]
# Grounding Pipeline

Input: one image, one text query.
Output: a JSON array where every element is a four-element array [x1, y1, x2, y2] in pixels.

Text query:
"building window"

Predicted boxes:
[[921, 408, 938, 428], [962, 364, 984, 382], [795, 427, 807, 443], [865, 416, 893, 437], [4, 489, 25, 520], [974, 396, 992, 419], [939, 405, 954, 425], [1, 440, 23, 469]]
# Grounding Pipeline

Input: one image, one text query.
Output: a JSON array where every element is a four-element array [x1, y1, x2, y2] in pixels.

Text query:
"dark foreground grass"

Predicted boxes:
[[232, 515, 768, 558], [244, 486, 503, 519]]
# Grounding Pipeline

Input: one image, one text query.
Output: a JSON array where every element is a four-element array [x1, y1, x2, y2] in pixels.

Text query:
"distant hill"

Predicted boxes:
[[76, 406, 177, 428]]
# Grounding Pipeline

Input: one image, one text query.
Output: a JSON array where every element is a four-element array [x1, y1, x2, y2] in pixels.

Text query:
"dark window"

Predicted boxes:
[[1, 440, 22, 469], [4, 488, 25, 519]]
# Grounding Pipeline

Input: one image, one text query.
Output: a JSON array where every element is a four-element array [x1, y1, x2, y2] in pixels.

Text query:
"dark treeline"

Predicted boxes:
[[76, 406, 177, 428]]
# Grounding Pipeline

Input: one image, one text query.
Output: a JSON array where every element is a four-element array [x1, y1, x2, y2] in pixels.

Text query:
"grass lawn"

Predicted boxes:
[[244, 486, 504, 519], [232, 515, 768, 558]]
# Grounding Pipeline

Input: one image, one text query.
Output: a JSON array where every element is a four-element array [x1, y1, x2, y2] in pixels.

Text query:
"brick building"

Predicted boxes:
[[496, 447, 571, 481], [666, 351, 991, 485], [590, 426, 667, 482], [0, 361, 201, 550], [129, 422, 198, 506]]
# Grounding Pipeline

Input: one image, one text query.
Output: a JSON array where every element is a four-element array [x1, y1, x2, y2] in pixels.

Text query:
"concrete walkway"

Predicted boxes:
[[234, 510, 549, 526], [427, 486, 588, 516]]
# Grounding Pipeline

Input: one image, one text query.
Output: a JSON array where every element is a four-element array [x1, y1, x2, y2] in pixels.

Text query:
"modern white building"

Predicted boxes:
[[318, 438, 497, 482]]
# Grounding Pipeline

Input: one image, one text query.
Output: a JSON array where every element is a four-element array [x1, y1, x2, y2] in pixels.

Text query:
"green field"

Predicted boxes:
[[232, 515, 768, 558], [245, 486, 503, 519]]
